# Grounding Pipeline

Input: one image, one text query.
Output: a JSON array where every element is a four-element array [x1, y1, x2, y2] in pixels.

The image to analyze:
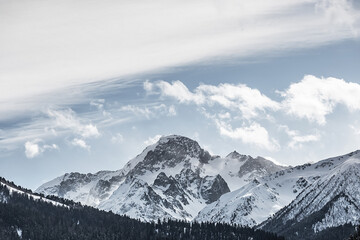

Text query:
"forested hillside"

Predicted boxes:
[[0, 178, 283, 240]]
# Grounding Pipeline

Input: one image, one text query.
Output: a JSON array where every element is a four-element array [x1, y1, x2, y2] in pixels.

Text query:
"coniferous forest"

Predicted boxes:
[[0, 179, 284, 240], [349, 226, 360, 240]]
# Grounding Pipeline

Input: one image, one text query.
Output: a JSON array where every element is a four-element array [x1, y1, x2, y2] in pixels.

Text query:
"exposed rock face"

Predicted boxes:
[[196, 150, 360, 233], [260, 153, 360, 239], [36, 137, 360, 238], [200, 175, 230, 204], [36, 135, 285, 222], [130, 136, 211, 176]]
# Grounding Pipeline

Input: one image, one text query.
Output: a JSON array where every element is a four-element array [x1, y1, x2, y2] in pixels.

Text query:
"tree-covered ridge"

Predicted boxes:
[[349, 226, 360, 240], [0, 177, 79, 207], [0, 179, 283, 240]]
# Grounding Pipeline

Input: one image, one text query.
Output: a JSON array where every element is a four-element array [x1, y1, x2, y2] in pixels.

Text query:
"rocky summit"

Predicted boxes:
[[36, 135, 285, 222]]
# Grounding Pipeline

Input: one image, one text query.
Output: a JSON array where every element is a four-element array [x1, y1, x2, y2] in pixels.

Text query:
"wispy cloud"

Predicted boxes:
[[111, 133, 124, 144], [24, 139, 58, 158], [120, 104, 176, 119], [1, 0, 359, 110], [0, 107, 101, 155], [47, 108, 100, 138], [71, 138, 90, 151], [145, 80, 279, 119], [90, 99, 105, 110], [279, 125, 321, 149]]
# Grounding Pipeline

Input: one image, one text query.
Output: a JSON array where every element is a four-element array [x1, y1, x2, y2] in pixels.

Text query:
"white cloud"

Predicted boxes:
[[281, 75, 360, 125], [146, 80, 205, 104], [146, 80, 279, 119], [44, 144, 59, 150], [25, 140, 41, 158], [24, 139, 58, 158], [90, 99, 113, 118], [316, 0, 360, 30], [218, 112, 231, 119], [146, 75, 360, 151], [44, 127, 58, 136], [1, 0, 359, 111], [120, 105, 153, 119], [47, 108, 100, 138], [120, 104, 176, 119], [280, 125, 320, 149], [144, 135, 162, 146], [71, 138, 90, 150], [111, 133, 124, 144], [168, 105, 177, 116], [198, 83, 280, 118], [143, 80, 154, 93], [149, 76, 360, 124], [90, 99, 105, 110], [289, 134, 320, 149], [215, 120, 280, 151]]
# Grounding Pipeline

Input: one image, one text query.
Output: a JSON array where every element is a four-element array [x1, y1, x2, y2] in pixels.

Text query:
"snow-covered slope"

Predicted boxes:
[[36, 135, 285, 221], [201, 151, 286, 191], [260, 150, 360, 239], [196, 150, 360, 227], [0, 178, 68, 208]]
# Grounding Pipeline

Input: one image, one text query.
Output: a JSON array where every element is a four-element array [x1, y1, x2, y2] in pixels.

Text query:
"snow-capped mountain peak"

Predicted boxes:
[[36, 135, 284, 222], [225, 151, 248, 160], [260, 153, 360, 238], [196, 149, 360, 230]]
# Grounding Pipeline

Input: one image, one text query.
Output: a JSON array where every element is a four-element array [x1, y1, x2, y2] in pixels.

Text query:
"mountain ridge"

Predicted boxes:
[[1, 175, 285, 240], [194, 149, 360, 240], [36, 134, 286, 221], [259, 151, 360, 239]]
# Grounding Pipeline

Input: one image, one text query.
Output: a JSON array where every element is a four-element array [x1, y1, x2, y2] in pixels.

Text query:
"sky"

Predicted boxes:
[[1, 0, 360, 190]]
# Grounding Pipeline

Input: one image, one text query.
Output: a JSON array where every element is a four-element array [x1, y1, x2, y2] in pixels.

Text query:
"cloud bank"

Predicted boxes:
[[145, 75, 360, 150], [145, 80, 279, 119], [281, 75, 360, 124], [1, 0, 359, 108]]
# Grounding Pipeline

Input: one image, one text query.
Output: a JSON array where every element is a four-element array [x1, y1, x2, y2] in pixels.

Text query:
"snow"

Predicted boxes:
[[16, 228, 22, 238], [34, 135, 290, 223], [121, 141, 159, 176], [201, 154, 286, 191], [195, 179, 284, 226], [313, 196, 360, 233], [260, 151, 360, 233], [197, 150, 360, 227], [1, 182, 68, 208], [99, 178, 177, 221], [34, 134, 360, 234]]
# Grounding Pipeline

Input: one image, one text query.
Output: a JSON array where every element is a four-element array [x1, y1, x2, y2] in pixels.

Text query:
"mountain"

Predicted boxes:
[[0, 177, 69, 208], [0, 176, 284, 240], [260, 151, 360, 239], [36, 135, 285, 221], [196, 150, 360, 229]]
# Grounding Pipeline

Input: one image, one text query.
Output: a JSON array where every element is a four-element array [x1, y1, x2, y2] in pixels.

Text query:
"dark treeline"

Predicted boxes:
[[350, 226, 360, 240], [0, 177, 81, 207], [0, 181, 284, 240]]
